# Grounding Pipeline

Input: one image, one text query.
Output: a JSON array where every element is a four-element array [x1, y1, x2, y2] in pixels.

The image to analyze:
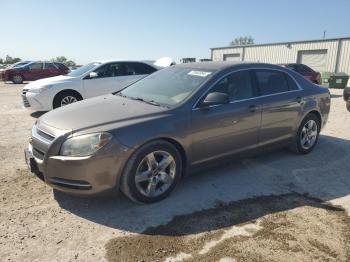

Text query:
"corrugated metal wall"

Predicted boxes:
[[338, 39, 350, 75], [212, 39, 350, 78]]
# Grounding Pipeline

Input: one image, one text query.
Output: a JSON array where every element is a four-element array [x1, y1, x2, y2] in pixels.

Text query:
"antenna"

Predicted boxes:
[[323, 30, 326, 39]]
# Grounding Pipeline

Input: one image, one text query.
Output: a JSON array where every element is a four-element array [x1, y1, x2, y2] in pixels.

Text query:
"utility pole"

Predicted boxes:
[[323, 30, 326, 39]]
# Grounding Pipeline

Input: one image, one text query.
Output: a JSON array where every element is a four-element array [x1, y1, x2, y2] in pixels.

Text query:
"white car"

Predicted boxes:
[[21, 60, 166, 111]]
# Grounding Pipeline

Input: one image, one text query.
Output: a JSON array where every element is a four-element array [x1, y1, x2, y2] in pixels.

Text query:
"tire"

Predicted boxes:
[[53, 91, 82, 109], [289, 113, 321, 154], [346, 102, 350, 112], [12, 74, 23, 84], [120, 140, 182, 203]]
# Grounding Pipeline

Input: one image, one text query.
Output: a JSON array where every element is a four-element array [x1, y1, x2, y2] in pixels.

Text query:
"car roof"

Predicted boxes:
[[174, 61, 287, 71]]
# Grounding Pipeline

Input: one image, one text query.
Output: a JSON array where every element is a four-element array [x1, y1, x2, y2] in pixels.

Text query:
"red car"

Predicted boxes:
[[0, 61, 70, 84], [280, 63, 321, 84]]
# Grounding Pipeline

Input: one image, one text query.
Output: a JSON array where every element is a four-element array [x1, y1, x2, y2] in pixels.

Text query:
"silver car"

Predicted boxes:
[[25, 62, 331, 203]]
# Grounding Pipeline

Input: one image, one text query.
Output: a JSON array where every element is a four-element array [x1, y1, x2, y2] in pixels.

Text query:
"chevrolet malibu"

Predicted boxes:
[[25, 62, 331, 203]]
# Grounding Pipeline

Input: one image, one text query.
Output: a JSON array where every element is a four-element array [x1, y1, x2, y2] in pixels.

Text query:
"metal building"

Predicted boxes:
[[211, 37, 350, 77]]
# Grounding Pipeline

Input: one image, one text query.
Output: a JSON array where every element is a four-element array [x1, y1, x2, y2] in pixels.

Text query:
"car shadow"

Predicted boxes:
[[30, 111, 47, 118], [54, 134, 350, 235]]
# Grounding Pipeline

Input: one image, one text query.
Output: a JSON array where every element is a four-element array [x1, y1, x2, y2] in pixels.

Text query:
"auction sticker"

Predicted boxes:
[[188, 71, 212, 77]]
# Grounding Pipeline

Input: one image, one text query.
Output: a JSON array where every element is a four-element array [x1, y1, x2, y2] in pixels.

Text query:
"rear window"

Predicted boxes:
[[54, 63, 68, 70], [125, 62, 157, 75]]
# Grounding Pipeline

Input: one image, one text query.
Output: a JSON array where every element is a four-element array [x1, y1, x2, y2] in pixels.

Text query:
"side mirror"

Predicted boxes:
[[200, 92, 230, 107], [89, 72, 98, 79]]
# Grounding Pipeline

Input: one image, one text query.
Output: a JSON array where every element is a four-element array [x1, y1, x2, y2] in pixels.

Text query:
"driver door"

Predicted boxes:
[[82, 62, 129, 98], [190, 70, 262, 165], [26, 62, 44, 80]]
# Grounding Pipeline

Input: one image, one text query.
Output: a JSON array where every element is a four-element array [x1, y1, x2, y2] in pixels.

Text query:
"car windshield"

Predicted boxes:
[[7, 62, 29, 69], [67, 62, 101, 77], [120, 67, 215, 106]]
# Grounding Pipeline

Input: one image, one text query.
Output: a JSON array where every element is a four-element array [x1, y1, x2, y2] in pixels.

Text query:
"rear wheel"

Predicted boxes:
[[53, 91, 82, 109], [12, 74, 23, 84], [289, 113, 320, 154], [120, 140, 182, 203], [346, 102, 350, 112]]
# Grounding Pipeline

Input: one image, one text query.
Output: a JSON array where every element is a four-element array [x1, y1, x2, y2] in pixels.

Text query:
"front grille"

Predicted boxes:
[[22, 89, 30, 107], [37, 128, 55, 142], [32, 147, 45, 160], [31, 125, 56, 160]]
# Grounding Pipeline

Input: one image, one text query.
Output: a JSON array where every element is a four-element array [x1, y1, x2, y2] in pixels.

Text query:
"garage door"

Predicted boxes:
[[297, 50, 328, 72], [223, 53, 241, 62]]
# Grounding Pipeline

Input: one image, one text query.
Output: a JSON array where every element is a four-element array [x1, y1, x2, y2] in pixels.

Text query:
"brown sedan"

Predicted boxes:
[[25, 62, 331, 203]]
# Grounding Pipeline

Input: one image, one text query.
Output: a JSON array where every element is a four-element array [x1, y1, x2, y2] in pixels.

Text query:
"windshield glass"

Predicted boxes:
[[67, 62, 101, 77], [7, 62, 29, 69], [120, 67, 215, 106]]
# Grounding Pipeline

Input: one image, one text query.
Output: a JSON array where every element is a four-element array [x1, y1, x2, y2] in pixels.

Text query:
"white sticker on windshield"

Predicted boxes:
[[188, 71, 212, 77]]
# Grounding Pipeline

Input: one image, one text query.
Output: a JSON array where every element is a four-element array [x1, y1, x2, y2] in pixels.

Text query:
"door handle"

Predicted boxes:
[[296, 97, 303, 104], [249, 105, 258, 112]]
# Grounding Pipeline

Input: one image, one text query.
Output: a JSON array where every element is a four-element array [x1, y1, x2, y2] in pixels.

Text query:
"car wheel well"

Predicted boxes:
[[307, 110, 322, 127], [53, 89, 83, 107], [147, 137, 187, 172]]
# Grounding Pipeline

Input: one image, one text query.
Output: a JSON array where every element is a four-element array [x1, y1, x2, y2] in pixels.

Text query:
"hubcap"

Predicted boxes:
[[135, 151, 176, 197], [13, 75, 22, 82], [61, 96, 78, 106], [300, 120, 318, 150]]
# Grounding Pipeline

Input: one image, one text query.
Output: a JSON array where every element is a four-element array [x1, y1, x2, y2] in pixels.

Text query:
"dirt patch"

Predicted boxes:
[[105, 193, 350, 262]]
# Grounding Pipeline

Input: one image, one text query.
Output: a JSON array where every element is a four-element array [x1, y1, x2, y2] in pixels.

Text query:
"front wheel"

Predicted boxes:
[[120, 140, 182, 203], [346, 102, 350, 112], [12, 74, 23, 84], [53, 91, 82, 109], [289, 113, 320, 154]]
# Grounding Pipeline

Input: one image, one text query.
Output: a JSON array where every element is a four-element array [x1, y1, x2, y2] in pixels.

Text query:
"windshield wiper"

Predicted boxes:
[[116, 93, 169, 108], [132, 97, 162, 107]]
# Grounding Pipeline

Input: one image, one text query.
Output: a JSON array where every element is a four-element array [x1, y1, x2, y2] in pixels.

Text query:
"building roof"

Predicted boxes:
[[211, 36, 350, 50]]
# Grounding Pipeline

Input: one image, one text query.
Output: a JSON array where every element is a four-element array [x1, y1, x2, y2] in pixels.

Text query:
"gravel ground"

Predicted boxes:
[[0, 82, 350, 262]]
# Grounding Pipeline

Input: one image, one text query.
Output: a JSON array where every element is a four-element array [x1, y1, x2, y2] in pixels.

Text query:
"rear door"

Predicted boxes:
[[253, 69, 303, 146], [44, 62, 61, 78], [191, 70, 262, 164]]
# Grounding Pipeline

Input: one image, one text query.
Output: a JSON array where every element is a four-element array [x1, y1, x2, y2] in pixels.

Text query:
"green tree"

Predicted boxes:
[[52, 56, 76, 67], [230, 36, 255, 46], [4, 55, 21, 64]]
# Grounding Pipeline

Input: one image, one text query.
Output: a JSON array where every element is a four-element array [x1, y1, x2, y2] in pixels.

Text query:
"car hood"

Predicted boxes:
[[25, 75, 77, 90], [38, 94, 169, 133]]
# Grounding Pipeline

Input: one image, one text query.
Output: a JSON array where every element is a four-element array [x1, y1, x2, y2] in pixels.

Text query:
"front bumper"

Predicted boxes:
[[25, 136, 133, 196], [22, 90, 52, 111]]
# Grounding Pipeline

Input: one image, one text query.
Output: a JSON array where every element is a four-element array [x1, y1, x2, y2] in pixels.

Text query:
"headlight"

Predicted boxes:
[[60, 133, 113, 157], [29, 84, 53, 94]]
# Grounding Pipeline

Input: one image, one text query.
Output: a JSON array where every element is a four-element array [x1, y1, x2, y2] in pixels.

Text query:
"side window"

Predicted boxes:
[[286, 75, 299, 91], [297, 65, 312, 74], [125, 62, 157, 75], [255, 70, 289, 95], [211, 70, 254, 101], [29, 63, 43, 70], [93, 63, 124, 78], [45, 63, 57, 69]]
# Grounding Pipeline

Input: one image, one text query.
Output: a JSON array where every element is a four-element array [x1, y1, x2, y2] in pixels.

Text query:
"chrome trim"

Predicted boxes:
[[32, 125, 55, 145], [192, 67, 303, 110]]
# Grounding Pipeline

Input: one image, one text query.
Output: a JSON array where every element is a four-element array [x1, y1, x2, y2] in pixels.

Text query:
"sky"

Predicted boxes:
[[1, 0, 350, 64]]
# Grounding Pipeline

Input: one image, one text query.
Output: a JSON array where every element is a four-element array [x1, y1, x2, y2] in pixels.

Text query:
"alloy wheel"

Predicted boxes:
[[60, 96, 78, 106], [135, 151, 176, 197], [300, 119, 318, 150]]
